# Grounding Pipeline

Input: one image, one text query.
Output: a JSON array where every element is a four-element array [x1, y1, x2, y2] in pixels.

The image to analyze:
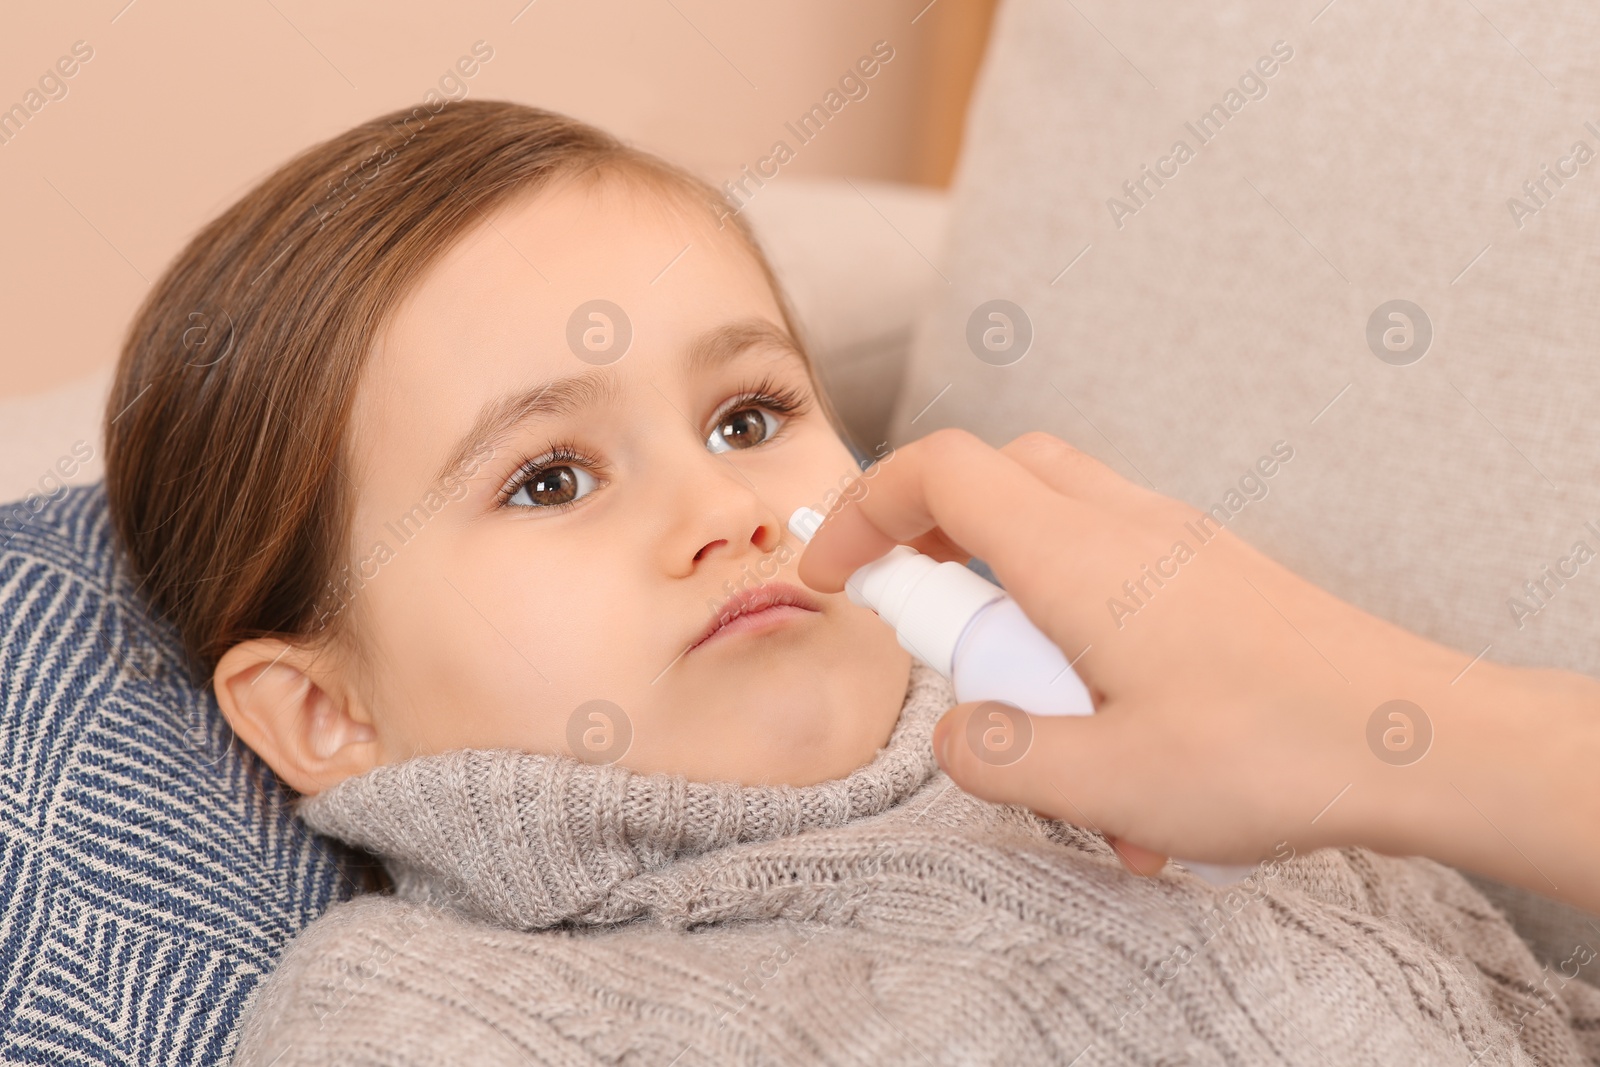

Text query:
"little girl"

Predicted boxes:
[[103, 100, 1599, 1065]]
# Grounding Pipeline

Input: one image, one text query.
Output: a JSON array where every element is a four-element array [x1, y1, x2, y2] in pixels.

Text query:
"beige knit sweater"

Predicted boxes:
[[230, 664, 1600, 1065]]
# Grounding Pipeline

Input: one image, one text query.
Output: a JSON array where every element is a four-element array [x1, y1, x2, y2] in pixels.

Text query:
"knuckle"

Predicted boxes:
[[1003, 432, 1107, 487], [923, 426, 984, 459], [1004, 430, 1076, 462]]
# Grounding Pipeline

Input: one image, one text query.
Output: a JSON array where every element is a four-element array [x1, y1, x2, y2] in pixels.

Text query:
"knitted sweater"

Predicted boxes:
[[230, 664, 1600, 1066]]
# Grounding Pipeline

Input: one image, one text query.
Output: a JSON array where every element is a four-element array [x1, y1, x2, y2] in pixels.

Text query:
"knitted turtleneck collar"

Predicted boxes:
[[294, 662, 953, 931], [243, 661, 1600, 1067]]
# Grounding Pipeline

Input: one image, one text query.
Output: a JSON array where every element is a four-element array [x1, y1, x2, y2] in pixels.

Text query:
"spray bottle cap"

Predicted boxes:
[[787, 506, 1004, 675]]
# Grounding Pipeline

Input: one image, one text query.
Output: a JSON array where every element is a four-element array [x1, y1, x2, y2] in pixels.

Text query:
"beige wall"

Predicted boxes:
[[0, 0, 978, 400]]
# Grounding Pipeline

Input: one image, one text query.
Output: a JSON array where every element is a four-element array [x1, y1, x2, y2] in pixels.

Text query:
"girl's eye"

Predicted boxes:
[[504, 450, 599, 510], [706, 405, 784, 454]]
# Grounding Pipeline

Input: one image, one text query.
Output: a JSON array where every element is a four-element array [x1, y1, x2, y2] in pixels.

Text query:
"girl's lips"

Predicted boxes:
[[688, 581, 823, 653], [691, 603, 818, 651]]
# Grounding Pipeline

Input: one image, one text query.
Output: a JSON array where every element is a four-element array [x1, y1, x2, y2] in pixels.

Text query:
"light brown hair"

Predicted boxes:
[[104, 99, 838, 685]]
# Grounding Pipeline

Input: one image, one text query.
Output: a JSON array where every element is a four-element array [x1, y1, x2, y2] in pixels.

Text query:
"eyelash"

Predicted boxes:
[[494, 374, 813, 512]]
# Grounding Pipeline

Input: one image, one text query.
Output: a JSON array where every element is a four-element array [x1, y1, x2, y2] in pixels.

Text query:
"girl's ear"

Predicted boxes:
[[212, 637, 381, 796]]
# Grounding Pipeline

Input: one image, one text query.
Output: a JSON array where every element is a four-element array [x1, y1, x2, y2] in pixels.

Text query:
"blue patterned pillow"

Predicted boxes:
[[0, 483, 376, 1065]]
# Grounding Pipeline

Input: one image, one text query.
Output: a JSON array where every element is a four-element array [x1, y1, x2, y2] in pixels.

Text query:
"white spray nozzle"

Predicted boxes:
[[788, 505, 825, 544], [788, 505, 1002, 676]]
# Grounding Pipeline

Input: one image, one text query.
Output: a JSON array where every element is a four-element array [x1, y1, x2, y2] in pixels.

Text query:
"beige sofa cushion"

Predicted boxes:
[[891, 0, 1600, 955], [745, 179, 948, 453]]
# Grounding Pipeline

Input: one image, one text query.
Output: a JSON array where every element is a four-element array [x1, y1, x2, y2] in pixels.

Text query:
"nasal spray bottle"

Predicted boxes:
[[788, 505, 1252, 887]]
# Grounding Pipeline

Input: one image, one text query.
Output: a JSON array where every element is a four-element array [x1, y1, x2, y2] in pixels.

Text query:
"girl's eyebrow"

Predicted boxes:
[[430, 317, 804, 491]]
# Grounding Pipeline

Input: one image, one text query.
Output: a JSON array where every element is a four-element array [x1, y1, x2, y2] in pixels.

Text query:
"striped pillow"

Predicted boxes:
[[0, 483, 377, 1065]]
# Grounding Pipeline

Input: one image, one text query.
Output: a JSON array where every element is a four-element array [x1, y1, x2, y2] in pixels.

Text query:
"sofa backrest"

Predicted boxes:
[[893, 0, 1600, 681]]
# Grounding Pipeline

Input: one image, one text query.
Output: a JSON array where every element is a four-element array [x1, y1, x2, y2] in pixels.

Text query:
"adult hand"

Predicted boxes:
[[797, 428, 1600, 911]]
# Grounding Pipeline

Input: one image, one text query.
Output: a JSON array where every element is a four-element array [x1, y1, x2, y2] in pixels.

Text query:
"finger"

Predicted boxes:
[[997, 431, 1156, 510], [834, 434, 1133, 569], [796, 427, 1085, 596], [905, 526, 970, 566], [1105, 836, 1169, 877], [931, 701, 1129, 833]]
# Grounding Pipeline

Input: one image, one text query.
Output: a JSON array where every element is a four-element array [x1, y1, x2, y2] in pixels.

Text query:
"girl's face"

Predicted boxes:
[[329, 172, 911, 787]]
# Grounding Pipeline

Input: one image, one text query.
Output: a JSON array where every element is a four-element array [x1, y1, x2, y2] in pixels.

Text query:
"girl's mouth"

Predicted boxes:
[[688, 582, 822, 653]]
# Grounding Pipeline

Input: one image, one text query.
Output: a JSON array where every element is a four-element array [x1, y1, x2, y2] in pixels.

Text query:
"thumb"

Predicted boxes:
[[931, 700, 1126, 834]]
